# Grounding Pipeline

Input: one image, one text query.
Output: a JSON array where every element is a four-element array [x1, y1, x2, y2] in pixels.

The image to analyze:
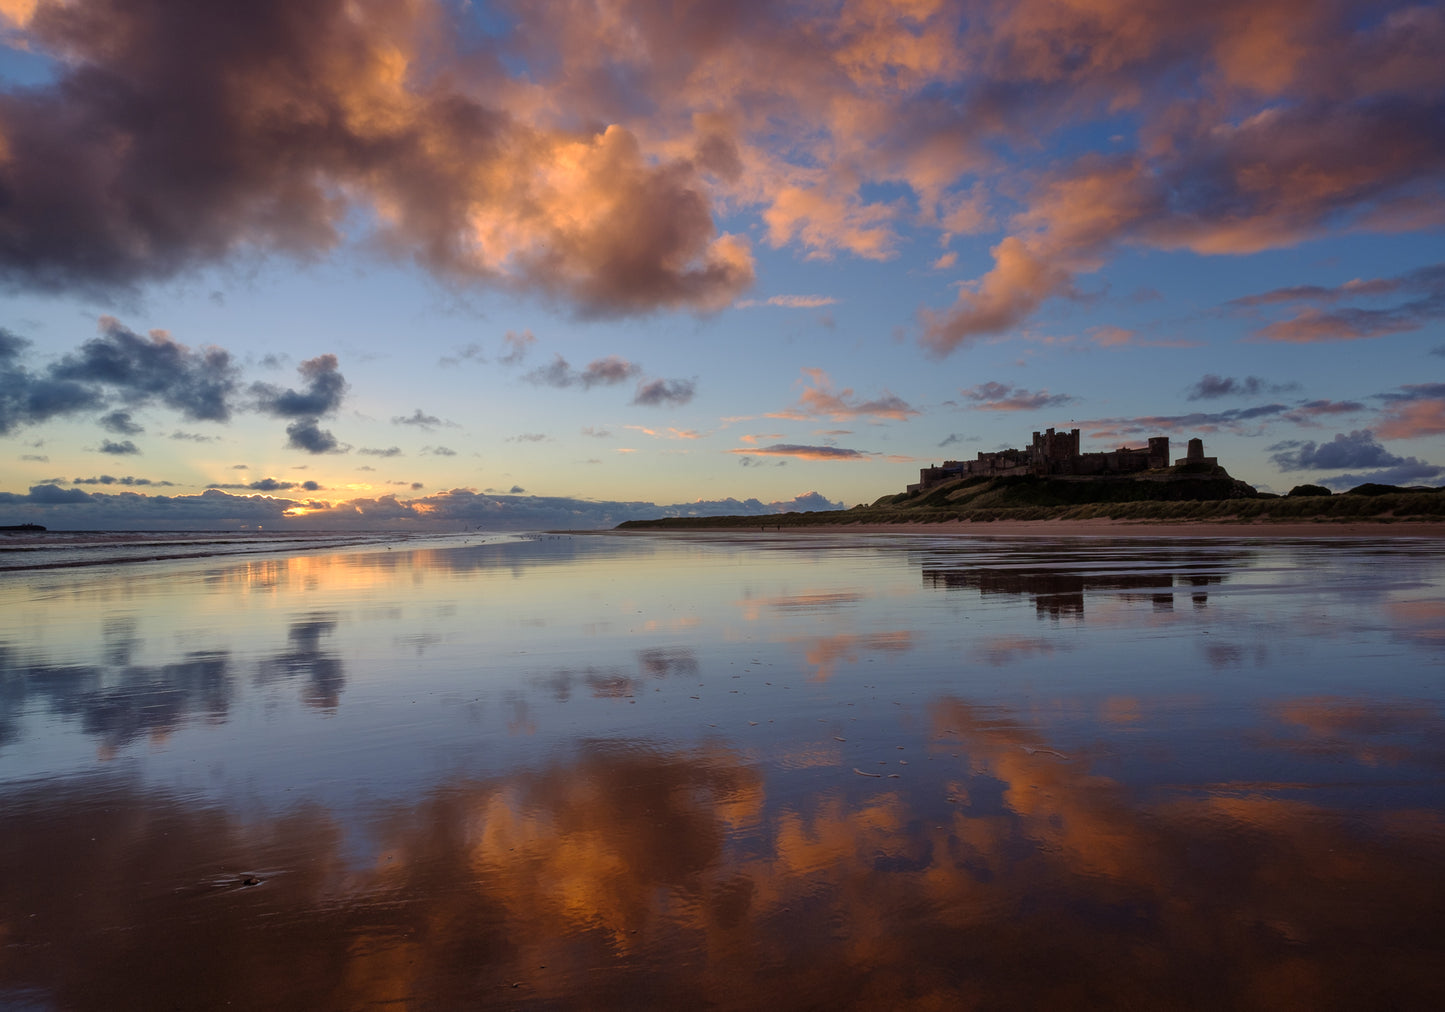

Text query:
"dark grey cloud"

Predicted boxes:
[[1268, 429, 1426, 472], [1077, 404, 1291, 438], [8, 483, 92, 504], [0, 486, 846, 531], [285, 418, 344, 454], [206, 478, 324, 493], [170, 431, 219, 442], [960, 382, 1072, 412], [632, 378, 696, 407], [98, 439, 140, 456], [359, 446, 403, 458], [439, 343, 486, 368], [100, 410, 144, 435], [52, 317, 237, 421], [524, 354, 642, 390], [253, 355, 347, 418], [1378, 382, 1445, 405], [422, 446, 457, 456], [1, 328, 104, 434], [392, 409, 442, 429], [1187, 375, 1299, 400], [509, 485, 526, 494], [508, 433, 550, 443], [72, 475, 176, 487]]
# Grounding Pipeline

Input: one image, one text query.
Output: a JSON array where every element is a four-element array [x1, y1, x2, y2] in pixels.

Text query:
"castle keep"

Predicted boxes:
[[910, 428, 1210, 493]]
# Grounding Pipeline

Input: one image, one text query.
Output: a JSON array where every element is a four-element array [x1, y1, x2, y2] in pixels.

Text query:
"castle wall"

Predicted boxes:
[[916, 430, 1199, 490]]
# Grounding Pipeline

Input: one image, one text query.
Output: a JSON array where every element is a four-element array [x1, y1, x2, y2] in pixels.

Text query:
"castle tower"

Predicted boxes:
[[1147, 436, 1170, 469]]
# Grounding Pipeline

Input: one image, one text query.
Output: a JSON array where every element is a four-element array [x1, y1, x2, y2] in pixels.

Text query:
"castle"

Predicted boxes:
[[909, 428, 1214, 493]]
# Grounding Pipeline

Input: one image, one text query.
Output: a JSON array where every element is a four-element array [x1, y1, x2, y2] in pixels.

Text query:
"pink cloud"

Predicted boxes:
[[1377, 395, 1445, 440], [769, 369, 920, 423], [729, 444, 869, 461]]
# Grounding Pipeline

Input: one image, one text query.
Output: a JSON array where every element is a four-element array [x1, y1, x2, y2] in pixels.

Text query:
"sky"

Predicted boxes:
[[1, 0, 1443, 531]]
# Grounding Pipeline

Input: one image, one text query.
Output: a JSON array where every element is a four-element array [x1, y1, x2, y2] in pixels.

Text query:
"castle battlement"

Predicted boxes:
[[910, 428, 1189, 493]]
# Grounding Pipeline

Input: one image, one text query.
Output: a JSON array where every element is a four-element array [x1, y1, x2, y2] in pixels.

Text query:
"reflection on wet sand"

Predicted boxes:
[[2, 532, 1444, 1009], [919, 542, 1238, 618], [4, 701, 1443, 1010]]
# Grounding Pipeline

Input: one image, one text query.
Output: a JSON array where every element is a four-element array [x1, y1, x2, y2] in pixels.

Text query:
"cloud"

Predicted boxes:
[[1375, 382, 1445, 439], [922, 237, 1073, 354], [770, 368, 918, 422], [421, 445, 457, 456], [1236, 263, 1445, 343], [509, 433, 550, 443], [1267, 430, 1430, 475], [71, 475, 176, 487], [1282, 400, 1368, 427], [358, 446, 403, 458], [1077, 404, 1291, 439], [736, 295, 839, 309], [98, 439, 140, 456], [509, 485, 526, 494], [253, 355, 347, 418], [206, 478, 313, 493], [3, 320, 238, 435], [2, 0, 1440, 339], [524, 354, 642, 390], [99, 410, 144, 435], [632, 378, 696, 407], [961, 381, 1072, 412], [285, 418, 344, 454], [728, 443, 868, 461], [1187, 375, 1300, 400], [170, 431, 219, 442], [392, 409, 442, 429], [52, 317, 240, 421], [498, 330, 536, 366], [438, 343, 486, 368], [0, 485, 845, 530], [0, 1, 753, 314]]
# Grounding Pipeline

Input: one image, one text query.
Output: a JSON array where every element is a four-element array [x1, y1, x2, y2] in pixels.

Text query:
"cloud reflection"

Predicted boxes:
[[5, 699, 1445, 1010]]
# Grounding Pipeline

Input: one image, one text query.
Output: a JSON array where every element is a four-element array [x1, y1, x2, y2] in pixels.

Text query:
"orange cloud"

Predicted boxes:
[[769, 368, 920, 423]]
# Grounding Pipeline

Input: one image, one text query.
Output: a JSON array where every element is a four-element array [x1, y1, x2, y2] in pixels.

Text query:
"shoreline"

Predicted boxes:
[[594, 518, 1445, 539]]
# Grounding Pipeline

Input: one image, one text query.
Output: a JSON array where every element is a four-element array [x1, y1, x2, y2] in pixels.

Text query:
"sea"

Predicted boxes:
[[2, 528, 1443, 1009]]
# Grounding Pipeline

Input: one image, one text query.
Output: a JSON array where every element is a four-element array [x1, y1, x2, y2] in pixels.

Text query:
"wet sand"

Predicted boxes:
[[4, 532, 1444, 1009], [609, 518, 1445, 538]]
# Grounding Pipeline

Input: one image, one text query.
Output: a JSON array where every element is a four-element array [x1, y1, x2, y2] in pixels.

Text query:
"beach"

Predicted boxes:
[[606, 517, 1445, 539], [3, 529, 1444, 1009]]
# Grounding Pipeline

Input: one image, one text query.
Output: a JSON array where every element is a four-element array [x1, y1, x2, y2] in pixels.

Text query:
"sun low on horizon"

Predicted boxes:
[[1, 0, 1442, 530]]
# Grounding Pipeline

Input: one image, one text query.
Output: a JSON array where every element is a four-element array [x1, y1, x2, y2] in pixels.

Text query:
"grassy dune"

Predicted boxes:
[[616, 474, 1445, 530]]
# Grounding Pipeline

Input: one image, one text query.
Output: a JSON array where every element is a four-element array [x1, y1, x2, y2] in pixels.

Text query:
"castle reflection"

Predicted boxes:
[[918, 542, 1237, 618]]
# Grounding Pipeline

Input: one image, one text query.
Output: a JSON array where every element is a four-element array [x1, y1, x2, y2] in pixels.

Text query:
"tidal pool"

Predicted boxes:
[[2, 530, 1443, 1009]]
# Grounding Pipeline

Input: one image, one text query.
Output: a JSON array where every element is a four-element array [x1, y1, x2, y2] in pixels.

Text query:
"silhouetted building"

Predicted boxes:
[[912, 428, 1190, 492]]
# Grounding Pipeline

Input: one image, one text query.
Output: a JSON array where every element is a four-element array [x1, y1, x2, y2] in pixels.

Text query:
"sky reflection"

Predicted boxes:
[[2, 533, 1444, 1009]]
